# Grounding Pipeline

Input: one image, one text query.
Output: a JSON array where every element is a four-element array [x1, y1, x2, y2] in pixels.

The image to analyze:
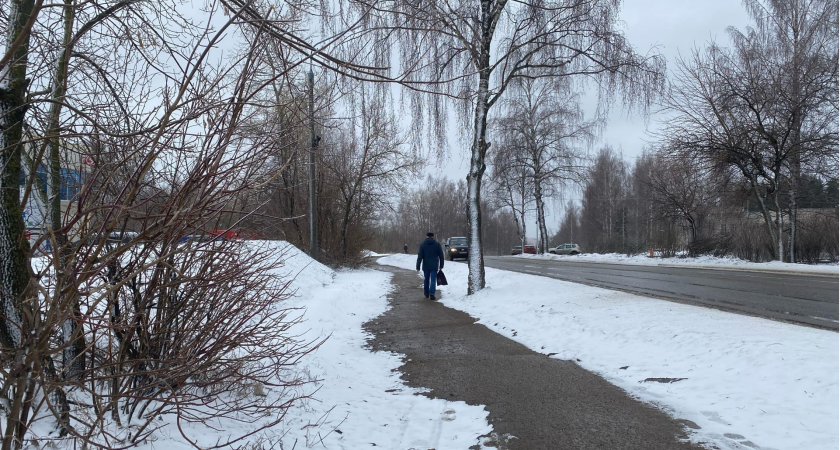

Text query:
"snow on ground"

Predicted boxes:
[[519, 252, 839, 275], [26, 243, 490, 449], [136, 242, 490, 449], [271, 243, 491, 449], [378, 254, 839, 450]]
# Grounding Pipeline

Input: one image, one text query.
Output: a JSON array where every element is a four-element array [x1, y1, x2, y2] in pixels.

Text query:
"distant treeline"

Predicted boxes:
[[553, 147, 838, 263]]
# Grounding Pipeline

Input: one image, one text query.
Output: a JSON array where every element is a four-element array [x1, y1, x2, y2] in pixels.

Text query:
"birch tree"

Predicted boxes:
[[495, 77, 593, 253], [579, 146, 629, 253], [348, 0, 664, 293], [489, 141, 534, 254]]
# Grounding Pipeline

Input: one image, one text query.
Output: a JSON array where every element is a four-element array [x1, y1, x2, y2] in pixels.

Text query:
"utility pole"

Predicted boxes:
[[307, 68, 320, 259]]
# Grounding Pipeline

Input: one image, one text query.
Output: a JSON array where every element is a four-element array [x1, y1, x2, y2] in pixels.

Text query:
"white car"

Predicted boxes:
[[549, 243, 582, 255]]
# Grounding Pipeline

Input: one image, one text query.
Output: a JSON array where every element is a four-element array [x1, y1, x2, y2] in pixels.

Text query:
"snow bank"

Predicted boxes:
[[378, 254, 839, 450], [274, 243, 491, 449], [139, 241, 489, 449], [517, 252, 839, 275]]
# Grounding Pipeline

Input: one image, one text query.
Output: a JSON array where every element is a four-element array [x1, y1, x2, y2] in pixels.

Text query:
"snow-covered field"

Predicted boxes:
[[378, 254, 839, 450], [133, 242, 490, 449], [519, 252, 839, 275]]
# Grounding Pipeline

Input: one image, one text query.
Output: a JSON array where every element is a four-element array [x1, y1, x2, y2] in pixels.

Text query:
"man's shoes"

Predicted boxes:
[[425, 294, 429, 298], [430, 294, 436, 300]]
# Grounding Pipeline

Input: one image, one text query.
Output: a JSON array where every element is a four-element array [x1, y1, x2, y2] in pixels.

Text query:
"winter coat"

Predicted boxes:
[[416, 238, 444, 272]]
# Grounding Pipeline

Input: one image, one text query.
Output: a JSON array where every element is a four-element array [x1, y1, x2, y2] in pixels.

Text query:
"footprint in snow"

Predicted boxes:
[[701, 411, 730, 425], [723, 433, 762, 449], [442, 409, 456, 421]]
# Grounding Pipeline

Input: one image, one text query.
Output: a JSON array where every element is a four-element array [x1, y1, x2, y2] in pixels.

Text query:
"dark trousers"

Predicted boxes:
[[423, 270, 437, 296]]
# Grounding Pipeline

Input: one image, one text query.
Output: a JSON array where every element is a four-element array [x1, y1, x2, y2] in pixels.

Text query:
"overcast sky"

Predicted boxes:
[[427, 0, 754, 239], [596, 0, 752, 161]]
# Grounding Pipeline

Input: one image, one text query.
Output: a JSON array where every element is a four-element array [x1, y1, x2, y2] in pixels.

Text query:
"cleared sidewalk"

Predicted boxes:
[[366, 266, 704, 450]]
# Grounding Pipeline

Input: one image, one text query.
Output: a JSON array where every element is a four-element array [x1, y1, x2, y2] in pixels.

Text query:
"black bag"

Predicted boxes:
[[436, 269, 448, 286]]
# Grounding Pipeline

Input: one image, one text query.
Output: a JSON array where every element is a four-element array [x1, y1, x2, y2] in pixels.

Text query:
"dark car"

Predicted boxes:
[[445, 236, 469, 261]]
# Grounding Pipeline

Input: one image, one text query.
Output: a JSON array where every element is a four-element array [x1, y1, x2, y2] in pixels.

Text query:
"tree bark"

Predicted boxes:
[[0, 0, 36, 356], [748, 174, 779, 261], [466, 66, 490, 294], [774, 189, 784, 262], [534, 179, 548, 254]]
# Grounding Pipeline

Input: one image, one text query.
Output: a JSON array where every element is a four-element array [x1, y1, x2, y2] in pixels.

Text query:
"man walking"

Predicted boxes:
[[416, 232, 444, 300]]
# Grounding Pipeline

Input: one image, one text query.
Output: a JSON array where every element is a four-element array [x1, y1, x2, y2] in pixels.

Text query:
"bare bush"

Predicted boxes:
[[1, 1, 363, 448]]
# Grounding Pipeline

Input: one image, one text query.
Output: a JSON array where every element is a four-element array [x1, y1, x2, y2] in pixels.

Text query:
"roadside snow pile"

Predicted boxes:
[[221, 241, 490, 449], [522, 252, 839, 275], [362, 249, 387, 257], [378, 254, 839, 450]]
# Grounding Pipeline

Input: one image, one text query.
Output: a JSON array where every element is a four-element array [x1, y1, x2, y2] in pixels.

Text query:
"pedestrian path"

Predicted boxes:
[[366, 266, 706, 450]]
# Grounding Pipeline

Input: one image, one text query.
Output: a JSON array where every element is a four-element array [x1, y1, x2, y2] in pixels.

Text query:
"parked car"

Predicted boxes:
[[549, 243, 582, 255], [511, 245, 536, 255], [445, 236, 469, 261]]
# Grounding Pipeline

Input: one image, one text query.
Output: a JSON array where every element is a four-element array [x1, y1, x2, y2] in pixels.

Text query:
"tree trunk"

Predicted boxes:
[[1, 2, 41, 447], [788, 113, 801, 264], [788, 15, 803, 264], [466, 68, 490, 294], [340, 193, 353, 259], [774, 189, 784, 262], [749, 175, 779, 261], [520, 208, 526, 256], [0, 0, 36, 355], [47, 0, 85, 385], [534, 179, 548, 254]]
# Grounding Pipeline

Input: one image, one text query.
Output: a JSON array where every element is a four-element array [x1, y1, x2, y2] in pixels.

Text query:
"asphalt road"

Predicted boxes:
[[484, 256, 840, 330], [367, 266, 706, 450]]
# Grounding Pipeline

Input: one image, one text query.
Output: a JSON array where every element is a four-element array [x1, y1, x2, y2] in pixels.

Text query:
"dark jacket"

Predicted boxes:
[[416, 238, 444, 272]]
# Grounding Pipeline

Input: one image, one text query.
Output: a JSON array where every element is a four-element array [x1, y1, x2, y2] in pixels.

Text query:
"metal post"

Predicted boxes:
[[307, 68, 319, 259]]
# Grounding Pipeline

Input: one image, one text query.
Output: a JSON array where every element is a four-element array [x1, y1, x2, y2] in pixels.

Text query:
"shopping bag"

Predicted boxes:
[[436, 269, 448, 286]]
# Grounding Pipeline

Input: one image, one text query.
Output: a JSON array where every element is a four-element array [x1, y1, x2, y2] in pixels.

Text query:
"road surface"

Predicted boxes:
[[483, 256, 839, 330]]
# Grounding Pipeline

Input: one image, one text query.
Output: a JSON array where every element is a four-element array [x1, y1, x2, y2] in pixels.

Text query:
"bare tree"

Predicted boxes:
[[737, 0, 839, 262], [489, 133, 534, 255], [552, 199, 574, 244], [579, 146, 630, 253], [662, 0, 837, 263], [321, 91, 422, 262], [337, 0, 664, 292], [664, 43, 786, 261], [495, 77, 593, 253], [637, 150, 718, 255]]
